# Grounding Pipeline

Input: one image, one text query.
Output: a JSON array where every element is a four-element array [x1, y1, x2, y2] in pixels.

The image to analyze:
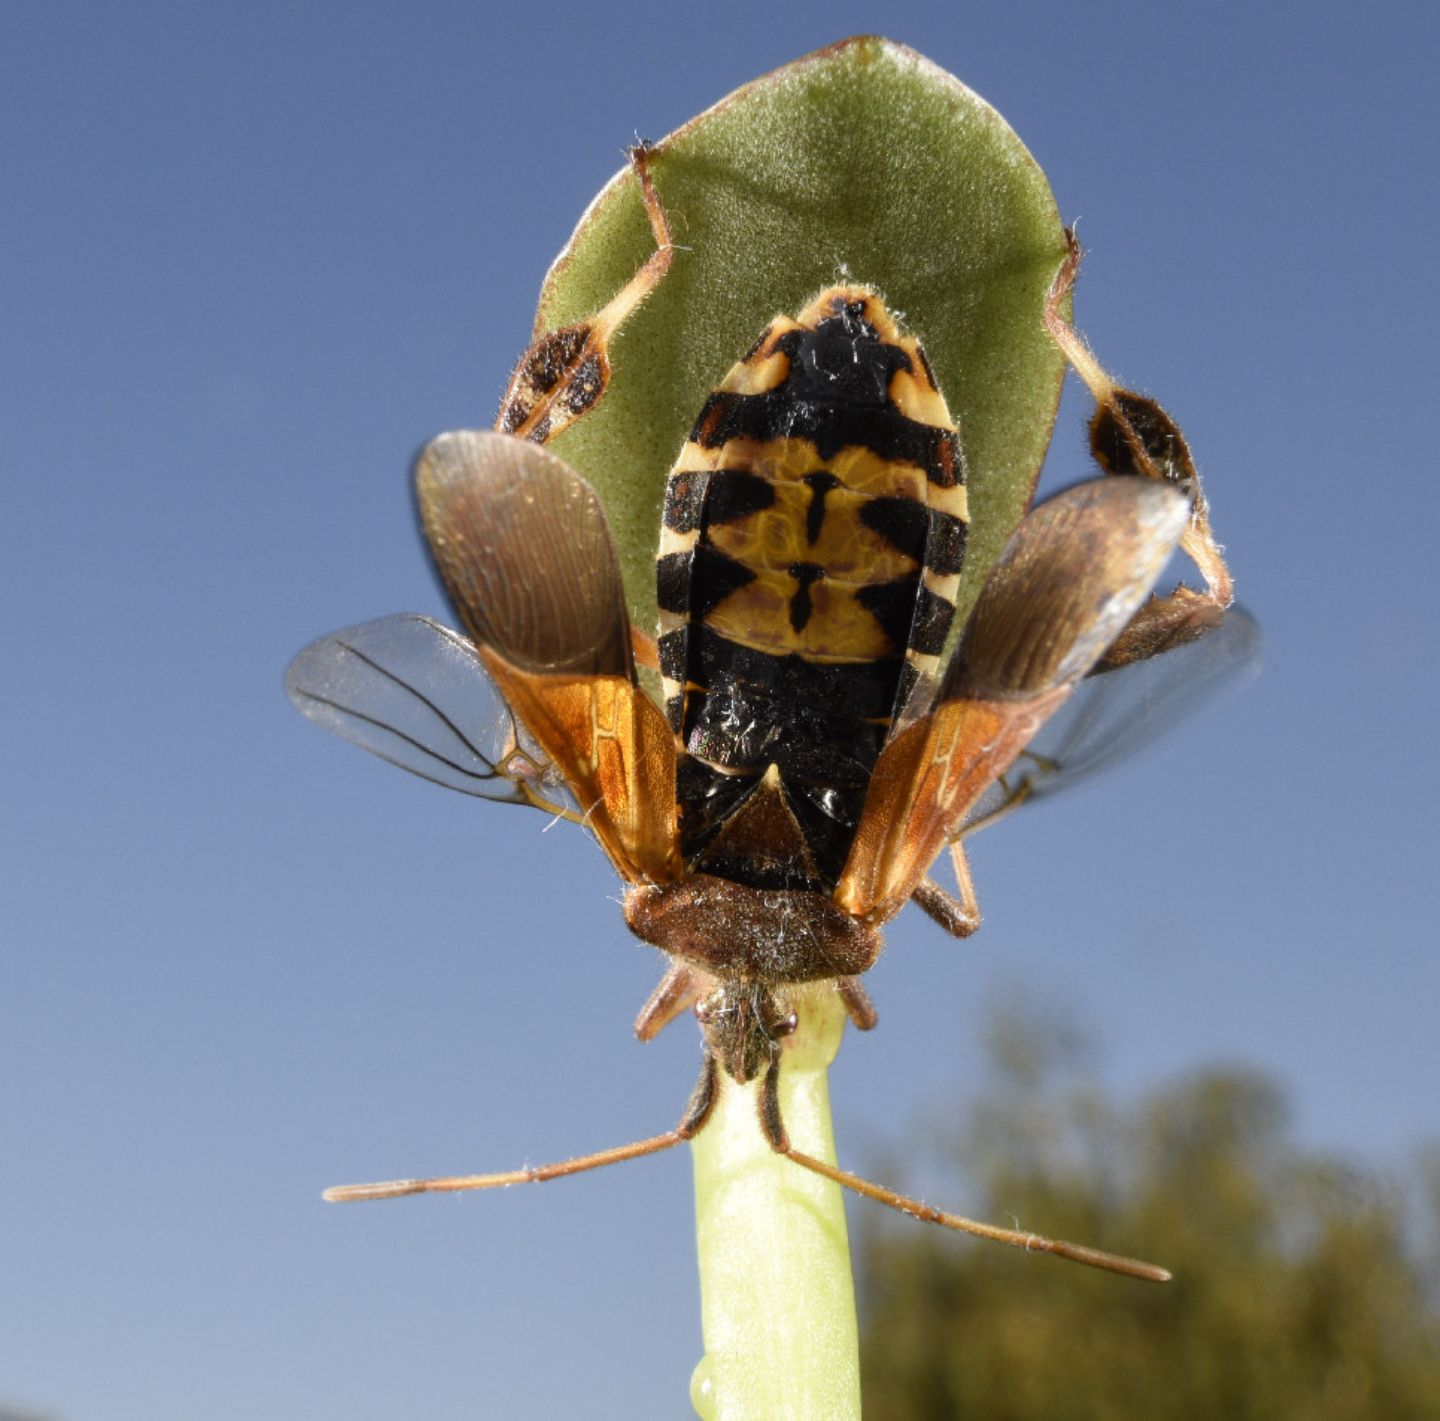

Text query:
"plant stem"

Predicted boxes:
[[688, 986, 860, 1420]]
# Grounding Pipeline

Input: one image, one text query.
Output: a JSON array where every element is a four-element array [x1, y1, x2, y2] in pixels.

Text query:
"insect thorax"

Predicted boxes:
[[655, 288, 969, 889]]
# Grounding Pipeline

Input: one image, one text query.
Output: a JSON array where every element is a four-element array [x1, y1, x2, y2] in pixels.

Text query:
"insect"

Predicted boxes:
[[288, 149, 1248, 1282]]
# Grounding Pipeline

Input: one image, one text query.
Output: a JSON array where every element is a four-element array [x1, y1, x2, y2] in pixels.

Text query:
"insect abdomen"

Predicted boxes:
[[657, 288, 968, 883]]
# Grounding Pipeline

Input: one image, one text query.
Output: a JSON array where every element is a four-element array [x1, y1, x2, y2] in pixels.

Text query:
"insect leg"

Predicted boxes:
[[495, 142, 676, 445], [1044, 231, 1234, 668], [323, 1052, 719, 1203], [633, 961, 705, 1041], [584, 141, 676, 347], [757, 1058, 1170, 1282], [913, 841, 981, 939], [836, 977, 879, 1031], [629, 624, 661, 673]]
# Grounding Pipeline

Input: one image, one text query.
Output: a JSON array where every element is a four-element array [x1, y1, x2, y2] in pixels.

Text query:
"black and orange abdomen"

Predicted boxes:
[[656, 288, 969, 885]]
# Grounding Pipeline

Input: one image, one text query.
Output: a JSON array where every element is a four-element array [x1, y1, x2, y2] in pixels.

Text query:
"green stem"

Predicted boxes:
[[688, 986, 860, 1420]]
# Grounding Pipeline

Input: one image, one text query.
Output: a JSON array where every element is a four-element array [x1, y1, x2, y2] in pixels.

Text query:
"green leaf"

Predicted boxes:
[[536, 35, 1068, 632]]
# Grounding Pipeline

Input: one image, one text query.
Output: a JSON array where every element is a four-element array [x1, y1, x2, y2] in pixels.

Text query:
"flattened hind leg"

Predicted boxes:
[[1043, 230, 1234, 668], [495, 143, 676, 444]]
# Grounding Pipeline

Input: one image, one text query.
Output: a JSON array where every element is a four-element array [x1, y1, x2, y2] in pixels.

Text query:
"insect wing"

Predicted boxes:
[[415, 429, 632, 679], [838, 477, 1190, 920], [285, 613, 574, 811], [415, 429, 680, 884], [963, 601, 1260, 829]]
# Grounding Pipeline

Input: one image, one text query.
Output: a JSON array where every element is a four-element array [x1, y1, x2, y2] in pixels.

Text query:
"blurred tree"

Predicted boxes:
[[858, 1001, 1440, 1419]]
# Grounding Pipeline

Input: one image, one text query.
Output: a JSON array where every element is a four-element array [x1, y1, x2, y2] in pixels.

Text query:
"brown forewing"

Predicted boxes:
[[835, 692, 1067, 921], [946, 477, 1190, 701], [838, 477, 1191, 921], [415, 429, 679, 883], [415, 430, 632, 678], [474, 653, 681, 886]]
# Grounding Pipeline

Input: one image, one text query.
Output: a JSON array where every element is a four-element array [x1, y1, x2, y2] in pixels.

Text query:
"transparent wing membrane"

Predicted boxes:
[[285, 613, 576, 812], [962, 603, 1261, 832]]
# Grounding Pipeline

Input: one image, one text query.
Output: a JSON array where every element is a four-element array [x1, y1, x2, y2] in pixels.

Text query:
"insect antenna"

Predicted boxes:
[[323, 1132, 689, 1203], [757, 1066, 1171, 1284], [323, 1056, 719, 1203]]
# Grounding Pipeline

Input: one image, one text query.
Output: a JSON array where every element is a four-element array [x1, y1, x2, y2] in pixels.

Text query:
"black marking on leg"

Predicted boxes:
[[1091, 390, 1193, 482], [561, 353, 604, 415], [520, 326, 589, 394], [499, 325, 591, 432]]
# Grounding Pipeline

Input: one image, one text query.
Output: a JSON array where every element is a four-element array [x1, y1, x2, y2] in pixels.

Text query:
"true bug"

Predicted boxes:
[[288, 149, 1248, 1281]]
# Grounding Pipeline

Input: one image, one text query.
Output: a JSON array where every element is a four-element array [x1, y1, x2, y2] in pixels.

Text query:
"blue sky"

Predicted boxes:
[[4, 4, 1436, 1417]]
